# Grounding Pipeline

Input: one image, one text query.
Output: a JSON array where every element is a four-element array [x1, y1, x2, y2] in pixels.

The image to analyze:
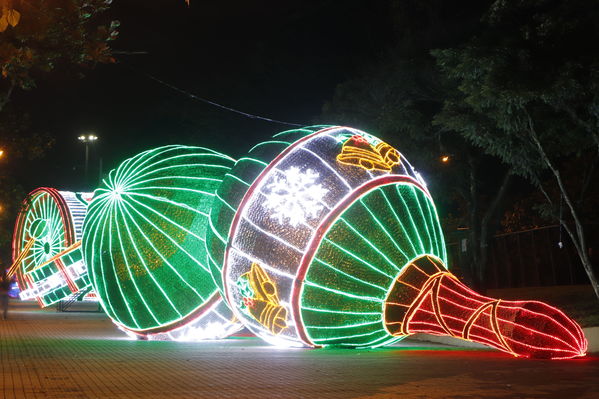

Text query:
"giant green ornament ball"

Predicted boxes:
[[82, 145, 241, 338]]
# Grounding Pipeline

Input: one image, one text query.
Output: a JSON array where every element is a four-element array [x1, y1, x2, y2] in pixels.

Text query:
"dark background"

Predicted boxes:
[[3, 0, 598, 294], [10, 0, 411, 192]]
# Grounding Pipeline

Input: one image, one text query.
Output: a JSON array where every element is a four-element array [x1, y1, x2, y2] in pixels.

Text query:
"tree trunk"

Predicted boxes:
[[527, 116, 599, 302], [467, 155, 481, 289], [478, 170, 512, 292], [563, 222, 599, 300], [0, 80, 15, 113]]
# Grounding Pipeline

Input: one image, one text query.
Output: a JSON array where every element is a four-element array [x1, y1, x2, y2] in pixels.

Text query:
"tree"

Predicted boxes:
[[432, 0, 599, 300], [0, 0, 117, 269], [0, 1, 21, 33], [322, 0, 510, 291], [0, 107, 56, 268], [0, 0, 118, 112]]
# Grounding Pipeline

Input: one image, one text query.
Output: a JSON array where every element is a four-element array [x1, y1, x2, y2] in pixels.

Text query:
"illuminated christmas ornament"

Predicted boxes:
[[11, 188, 94, 307], [206, 126, 587, 359], [82, 145, 241, 339]]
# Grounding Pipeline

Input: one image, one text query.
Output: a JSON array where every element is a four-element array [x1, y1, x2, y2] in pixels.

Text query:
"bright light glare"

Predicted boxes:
[[78, 134, 98, 142], [441, 155, 450, 163]]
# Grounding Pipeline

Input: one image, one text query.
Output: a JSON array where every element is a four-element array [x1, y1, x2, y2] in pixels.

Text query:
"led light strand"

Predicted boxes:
[[83, 145, 239, 337], [386, 256, 586, 358]]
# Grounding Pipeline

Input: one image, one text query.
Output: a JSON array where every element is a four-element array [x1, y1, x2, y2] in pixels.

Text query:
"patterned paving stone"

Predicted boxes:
[[1, 301, 598, 398]]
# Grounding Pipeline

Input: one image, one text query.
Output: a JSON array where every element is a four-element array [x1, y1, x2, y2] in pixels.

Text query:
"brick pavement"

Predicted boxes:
[[1, 301, 598, 398]]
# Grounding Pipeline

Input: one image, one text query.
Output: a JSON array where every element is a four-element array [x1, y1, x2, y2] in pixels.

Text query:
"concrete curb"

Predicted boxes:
[[584, 326, 599, 353], [408, 327, 599, 353]]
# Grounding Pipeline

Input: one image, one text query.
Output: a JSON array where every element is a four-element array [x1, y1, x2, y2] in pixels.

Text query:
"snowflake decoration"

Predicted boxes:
[[262, 167, 328, 227]]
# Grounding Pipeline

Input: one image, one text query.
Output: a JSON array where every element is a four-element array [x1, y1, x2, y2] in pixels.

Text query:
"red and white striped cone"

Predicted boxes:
[[384, 256, 587, 359]]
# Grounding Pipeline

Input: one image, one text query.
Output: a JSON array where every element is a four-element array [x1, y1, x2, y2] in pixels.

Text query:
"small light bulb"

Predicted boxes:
[[441, 155, 450, 163]]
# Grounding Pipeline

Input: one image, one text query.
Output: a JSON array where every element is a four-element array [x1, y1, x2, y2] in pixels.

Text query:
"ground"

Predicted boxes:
[[0, 301, 598, 398]]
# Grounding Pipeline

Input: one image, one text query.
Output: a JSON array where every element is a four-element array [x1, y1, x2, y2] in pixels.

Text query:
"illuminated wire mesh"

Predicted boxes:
[[207, 126, 441, 347], [300, 183, 444, 347], [206, 125, 330, 296], [383, 255, 587, 359], [82, 145, 241, 336], [11, 188, 93, 306]]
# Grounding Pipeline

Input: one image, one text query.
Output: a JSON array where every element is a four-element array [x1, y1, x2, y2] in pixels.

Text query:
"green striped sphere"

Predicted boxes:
[[206, 126, 446, 348], [83, 145, 240, 337]]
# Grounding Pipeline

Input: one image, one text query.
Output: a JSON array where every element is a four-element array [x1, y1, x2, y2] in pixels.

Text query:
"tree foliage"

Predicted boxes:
[[0, 0, 118, 111], [0, 1, 21, 32], [432, 0, 599, 299], [0, 0, 117, 269], [324, 0, 599, 297], [322, 0, 510, 289]]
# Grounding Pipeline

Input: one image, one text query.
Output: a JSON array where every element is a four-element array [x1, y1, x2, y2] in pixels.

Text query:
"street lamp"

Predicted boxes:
[[78, 134, 98, 185]]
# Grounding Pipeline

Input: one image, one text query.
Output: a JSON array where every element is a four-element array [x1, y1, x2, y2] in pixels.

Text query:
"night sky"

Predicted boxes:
[[12, 0, 399, 192]]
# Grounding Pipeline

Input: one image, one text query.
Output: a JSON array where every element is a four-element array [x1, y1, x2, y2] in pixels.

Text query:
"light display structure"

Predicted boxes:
[[82, 145, 241, 340], [11, 188, 95, 307], [206, 126, 587, 358]]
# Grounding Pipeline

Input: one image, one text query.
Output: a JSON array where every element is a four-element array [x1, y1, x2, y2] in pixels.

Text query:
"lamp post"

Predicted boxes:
[[78, 134, 98, 185]]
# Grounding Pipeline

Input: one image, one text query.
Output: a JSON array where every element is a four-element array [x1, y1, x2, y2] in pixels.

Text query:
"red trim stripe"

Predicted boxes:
[[222, 127, 339, 307], [12, 187, 76, 291]]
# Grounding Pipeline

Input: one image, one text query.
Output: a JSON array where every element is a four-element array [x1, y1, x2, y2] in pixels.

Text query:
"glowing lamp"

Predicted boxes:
[[78, 134, 98, 142], [82, 145, 241, 340], [206, 126, 586, 358]]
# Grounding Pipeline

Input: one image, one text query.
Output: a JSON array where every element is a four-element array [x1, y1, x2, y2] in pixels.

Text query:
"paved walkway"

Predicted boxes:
[[1, 301, 598, 398]]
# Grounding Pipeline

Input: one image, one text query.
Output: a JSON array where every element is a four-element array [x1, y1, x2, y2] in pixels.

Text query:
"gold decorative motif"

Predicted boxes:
[[336, 135, 400, 172], [239, 262, 288, 335]]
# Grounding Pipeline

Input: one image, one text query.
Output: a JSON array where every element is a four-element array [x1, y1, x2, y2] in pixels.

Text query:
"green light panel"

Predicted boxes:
[[82, 145, 238, 334], [300, 182, 445, 347]]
